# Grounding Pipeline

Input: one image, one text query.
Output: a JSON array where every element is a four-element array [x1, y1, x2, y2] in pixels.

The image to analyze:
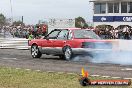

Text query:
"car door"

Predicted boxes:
[[41, 29, 60, 54], [52, 29, 69, 54]]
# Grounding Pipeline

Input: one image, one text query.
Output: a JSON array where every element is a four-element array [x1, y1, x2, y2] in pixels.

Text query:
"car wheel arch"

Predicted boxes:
[[31, 43, 42, 52], [62, 45, 72, 53], [31, 43, 38, 47]]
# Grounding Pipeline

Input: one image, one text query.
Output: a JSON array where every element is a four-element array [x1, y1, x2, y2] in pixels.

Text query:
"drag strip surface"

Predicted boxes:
[[0, 49, 132, 78]]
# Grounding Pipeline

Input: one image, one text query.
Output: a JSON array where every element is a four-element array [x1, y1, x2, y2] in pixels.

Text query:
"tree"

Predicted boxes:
[[0, 13, 6, 26], [75, 17, 88, 28], [12, 21, 25, 26]]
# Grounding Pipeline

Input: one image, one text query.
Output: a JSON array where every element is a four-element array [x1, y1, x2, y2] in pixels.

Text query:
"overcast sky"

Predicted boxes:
[[0, 0, 93, 24]]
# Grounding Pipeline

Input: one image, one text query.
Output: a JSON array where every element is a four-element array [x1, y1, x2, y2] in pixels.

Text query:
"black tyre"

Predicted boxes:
[[31, 45, 42, 58], [63, 46, 73, 60]]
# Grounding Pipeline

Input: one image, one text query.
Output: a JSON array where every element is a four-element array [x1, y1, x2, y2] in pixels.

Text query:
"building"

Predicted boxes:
[[91, 0, 132, 28]]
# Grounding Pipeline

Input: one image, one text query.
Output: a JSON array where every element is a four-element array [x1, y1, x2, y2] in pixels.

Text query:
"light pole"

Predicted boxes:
[[10, 0, 13, 24]]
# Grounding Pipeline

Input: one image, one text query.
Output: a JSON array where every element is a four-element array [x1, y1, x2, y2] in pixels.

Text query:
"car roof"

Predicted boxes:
[[55, 28, 81, 30], [67, 28, 81, 30]]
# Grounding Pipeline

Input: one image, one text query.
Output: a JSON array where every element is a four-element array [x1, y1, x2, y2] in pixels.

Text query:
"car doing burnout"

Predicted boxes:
[[28, 28, 112, 60]]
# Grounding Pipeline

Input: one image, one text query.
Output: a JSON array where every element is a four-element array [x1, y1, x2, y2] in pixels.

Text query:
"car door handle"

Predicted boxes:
[[63, 41, 66, 43]]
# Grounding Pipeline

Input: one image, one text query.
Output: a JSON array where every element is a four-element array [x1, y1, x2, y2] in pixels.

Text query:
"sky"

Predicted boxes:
[[0, 0, 93, 24]]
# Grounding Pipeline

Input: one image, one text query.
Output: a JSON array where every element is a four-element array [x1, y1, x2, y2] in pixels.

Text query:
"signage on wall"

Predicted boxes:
[[115, 16, 132, 22], [93, 16, 132, 22], [93, 16, 114, 22]]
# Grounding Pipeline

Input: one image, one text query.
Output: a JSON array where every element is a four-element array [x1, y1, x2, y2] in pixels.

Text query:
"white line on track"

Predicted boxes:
[[35, 70, 41, 72], [16, 68, 21, 70], [124, 78, 132, 80], [7, 67, 132, 80], [111, 77, 121, 79], [121, 68, 132, 71], [102, 76, 111, 78], [67, 73, 76, 75], [2, 58, 17, 60], [57, 72, 64, 74], [90, 75, 100, 77], [25, 69, 31, 71]]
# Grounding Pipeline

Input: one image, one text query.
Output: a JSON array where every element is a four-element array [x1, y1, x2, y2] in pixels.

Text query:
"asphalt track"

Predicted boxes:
[[0, 49, 132, 79]]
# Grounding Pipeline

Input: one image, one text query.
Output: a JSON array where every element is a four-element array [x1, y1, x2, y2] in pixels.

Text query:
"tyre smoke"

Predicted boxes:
[[73, 40, 132, 65]]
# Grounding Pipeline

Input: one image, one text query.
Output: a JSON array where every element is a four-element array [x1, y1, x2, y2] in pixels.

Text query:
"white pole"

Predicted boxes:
[[10, 0, 13, 24]]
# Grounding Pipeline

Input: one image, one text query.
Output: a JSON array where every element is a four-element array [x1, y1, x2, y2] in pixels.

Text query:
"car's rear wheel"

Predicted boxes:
[[63, 46, 73, 61], [31, 45, 42, 58]]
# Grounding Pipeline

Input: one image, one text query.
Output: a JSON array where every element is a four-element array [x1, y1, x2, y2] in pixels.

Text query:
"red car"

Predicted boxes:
[[28, 28, 112, 60]]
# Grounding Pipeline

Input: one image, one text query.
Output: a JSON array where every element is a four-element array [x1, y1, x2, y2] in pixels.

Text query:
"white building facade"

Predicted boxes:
[[91, 0, 132, 28]]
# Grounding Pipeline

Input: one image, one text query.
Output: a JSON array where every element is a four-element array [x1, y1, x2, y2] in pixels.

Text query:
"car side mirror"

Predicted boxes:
[[46, 37, 49, 40]]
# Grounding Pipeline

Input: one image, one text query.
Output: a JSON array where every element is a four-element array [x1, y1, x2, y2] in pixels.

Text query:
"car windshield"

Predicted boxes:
[[73, 29, 100, 39]]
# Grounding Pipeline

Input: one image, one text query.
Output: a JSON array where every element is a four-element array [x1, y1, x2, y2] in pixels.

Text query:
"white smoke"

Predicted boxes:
[[73, 40, 132, 65], [92, 51, 132, 65]]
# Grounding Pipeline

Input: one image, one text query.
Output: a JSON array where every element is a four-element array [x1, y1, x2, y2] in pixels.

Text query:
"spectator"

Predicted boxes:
[[123, 26, 130, 39], [28, 33, 33, 40], [42, 24, 47, 36]]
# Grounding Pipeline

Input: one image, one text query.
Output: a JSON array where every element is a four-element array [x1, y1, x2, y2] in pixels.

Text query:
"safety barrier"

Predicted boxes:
[[0, 38, 29, 50], [1, 38, 132, 51]]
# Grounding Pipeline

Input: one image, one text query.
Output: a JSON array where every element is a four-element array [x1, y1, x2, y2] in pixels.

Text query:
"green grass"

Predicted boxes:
[[0, 67, 131, 88]]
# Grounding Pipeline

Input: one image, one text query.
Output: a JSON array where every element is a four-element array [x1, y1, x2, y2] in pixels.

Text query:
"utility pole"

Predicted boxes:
[[10, 0, 13, 24], [22, 16, 23, 23]]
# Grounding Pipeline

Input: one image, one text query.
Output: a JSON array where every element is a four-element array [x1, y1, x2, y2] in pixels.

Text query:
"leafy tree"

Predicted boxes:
[[13, 21, 25, 26], [75, 17, 88, 28], [0, 13, 6, 26]]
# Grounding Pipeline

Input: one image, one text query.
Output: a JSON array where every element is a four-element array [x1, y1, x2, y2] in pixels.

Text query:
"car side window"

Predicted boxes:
[[47, 30, 60, 39], [57, 30, 68, 40]]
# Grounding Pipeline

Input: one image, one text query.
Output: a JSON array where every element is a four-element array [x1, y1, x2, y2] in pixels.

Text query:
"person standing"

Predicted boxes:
[[114, 28, 118, 39], [42, 24, 47, 36], [28, 32, 33, 40], [123, 26, 130, 39]]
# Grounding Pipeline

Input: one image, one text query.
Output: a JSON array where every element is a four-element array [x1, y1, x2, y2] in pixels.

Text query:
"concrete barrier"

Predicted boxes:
[[109, 39, 132, 51], [0, 38, 29, 50]]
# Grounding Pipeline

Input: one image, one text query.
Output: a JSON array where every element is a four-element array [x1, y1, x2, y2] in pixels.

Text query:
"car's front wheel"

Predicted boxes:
[[31, 45, 42, 58], [63, 46, 73, 61]]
